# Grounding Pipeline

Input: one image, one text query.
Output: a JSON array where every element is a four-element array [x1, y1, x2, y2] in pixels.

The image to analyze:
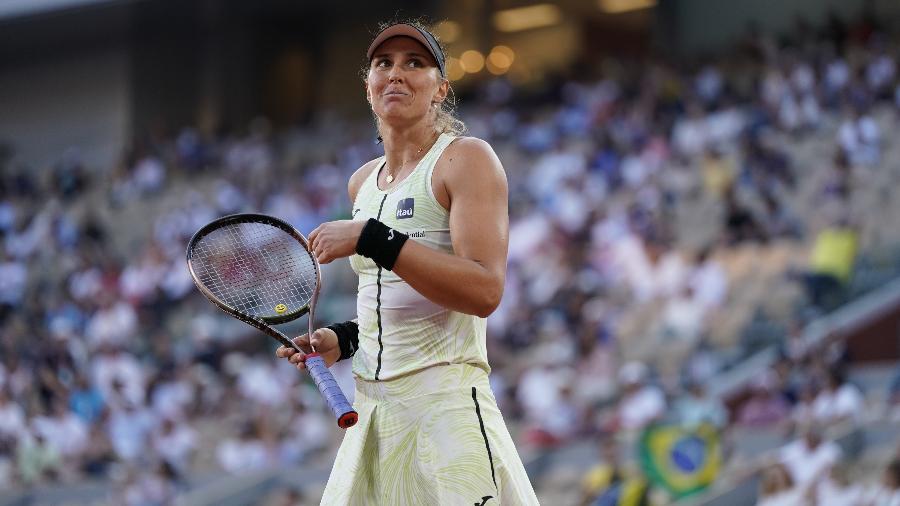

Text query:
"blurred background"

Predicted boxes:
[[2, 0, 900, 504]]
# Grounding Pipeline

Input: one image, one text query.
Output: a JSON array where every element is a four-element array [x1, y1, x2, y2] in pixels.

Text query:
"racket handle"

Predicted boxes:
[[305, 354, 358, 429]]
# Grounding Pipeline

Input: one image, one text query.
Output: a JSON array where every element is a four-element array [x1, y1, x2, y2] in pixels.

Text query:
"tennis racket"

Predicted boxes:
[[186, 213, 358, 429]]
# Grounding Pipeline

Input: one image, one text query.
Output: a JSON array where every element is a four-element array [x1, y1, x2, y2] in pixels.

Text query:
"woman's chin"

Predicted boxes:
[[376, 108, 421, 124]]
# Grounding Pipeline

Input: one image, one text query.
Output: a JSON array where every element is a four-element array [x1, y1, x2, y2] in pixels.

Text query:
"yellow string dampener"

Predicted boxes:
[[275, 304, 287, 314]]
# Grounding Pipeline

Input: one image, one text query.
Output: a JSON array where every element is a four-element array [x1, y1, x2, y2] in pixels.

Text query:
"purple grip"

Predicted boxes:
[[305, 355, 358, 428]]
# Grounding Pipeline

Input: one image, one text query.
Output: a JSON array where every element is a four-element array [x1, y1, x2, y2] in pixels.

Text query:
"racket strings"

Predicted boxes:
[[190, 222, 317, 318]]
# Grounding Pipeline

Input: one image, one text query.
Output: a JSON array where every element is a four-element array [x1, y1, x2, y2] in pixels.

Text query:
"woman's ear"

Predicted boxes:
[[433, 79, 449, 106], [364, 80, 372, 105]]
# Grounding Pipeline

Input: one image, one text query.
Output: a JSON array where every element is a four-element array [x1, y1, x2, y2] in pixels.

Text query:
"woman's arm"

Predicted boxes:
[[392, 138, 508, 317], [309, 138, 509, 317]]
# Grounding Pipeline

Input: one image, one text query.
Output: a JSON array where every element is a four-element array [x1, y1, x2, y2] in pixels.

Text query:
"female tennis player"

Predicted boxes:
[[276, 20, 539, 505]]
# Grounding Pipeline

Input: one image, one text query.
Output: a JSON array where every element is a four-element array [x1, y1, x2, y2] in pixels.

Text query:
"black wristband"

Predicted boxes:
[[355, 218, 409, 271], [327, 320, 359, 362]]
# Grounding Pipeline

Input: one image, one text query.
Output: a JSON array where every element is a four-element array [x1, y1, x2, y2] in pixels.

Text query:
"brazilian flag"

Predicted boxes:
[[638, 423, 721, 499]]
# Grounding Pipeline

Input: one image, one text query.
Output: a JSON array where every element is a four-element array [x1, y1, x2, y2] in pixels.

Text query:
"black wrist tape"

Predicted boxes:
[[355, 218, 409, 271], [327, 320, 359, 362]]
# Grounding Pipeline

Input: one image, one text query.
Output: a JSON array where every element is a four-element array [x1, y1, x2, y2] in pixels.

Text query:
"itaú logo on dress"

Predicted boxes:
[[396, 197, 414, 219]]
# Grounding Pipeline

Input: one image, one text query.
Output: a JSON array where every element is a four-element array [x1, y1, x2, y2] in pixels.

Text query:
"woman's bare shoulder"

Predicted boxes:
[[348, 157, 383, 201], [441, 136, 505, 180], [445, 135, 496, 157]]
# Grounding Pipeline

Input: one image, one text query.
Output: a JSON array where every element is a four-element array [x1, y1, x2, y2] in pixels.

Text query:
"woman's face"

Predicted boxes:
[[366, 36, 448, 126]]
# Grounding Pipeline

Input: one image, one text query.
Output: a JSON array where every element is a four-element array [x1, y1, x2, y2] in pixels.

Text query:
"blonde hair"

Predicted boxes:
[[433, 90, 467, 137], [364, 18, 467, 140]]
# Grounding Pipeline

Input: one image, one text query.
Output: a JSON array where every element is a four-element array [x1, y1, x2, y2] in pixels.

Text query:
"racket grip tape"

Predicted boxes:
[[305, 354, 358, 429]]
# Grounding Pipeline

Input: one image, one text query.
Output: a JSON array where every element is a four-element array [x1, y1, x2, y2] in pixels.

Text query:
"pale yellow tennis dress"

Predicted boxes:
[[320, 134, 539, 505]]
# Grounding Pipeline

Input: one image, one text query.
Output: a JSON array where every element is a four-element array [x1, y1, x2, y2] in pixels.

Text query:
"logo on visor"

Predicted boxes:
[[396, 198, 414, 219]]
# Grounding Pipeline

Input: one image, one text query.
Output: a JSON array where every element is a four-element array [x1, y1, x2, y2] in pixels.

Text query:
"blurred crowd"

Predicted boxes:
[[2, 8, 900, 505]]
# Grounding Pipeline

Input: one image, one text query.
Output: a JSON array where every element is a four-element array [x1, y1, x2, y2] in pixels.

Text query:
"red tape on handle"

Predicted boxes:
[[305, 354, 358, 429]]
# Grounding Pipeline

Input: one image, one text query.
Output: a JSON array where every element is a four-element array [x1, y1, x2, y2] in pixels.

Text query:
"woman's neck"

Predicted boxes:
[[380, 121, 439, 172]]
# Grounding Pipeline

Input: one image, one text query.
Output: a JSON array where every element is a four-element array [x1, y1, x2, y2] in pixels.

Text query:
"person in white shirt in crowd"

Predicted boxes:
[[216, 420, 273, 473], [866, 46, 897, 97], [660, 284, 707, 343], [131, 155, 166, 196], [778, 424, 841, 488], [612, 231, 688, 304], [0, 389, 22, 486], [107, 400, 157, 464], [149, 367, 195, 421], [531, 383, 582, 446], [279, 402, 331, 465], [0, 250, 27, 318], [150, 416, 197, 476], [824, 56, 850, 99], [15, 430, 61, 485], [614, 361, 666, 432], [236, 356, 293, 409], [0, 388, 27, 442], [91, 345, 146, 411], [790, 381, 819, 429], [689, 248, 728, 311], [84, 294, 138, 350], [812, 367, 864, 426], [517, 356, 570, 427], [118, 243, 168, 305], [671, 101, 711, 157], [837, 106, 881, 167], [30, 399, 88, 466], [674, 380, 728, 430]]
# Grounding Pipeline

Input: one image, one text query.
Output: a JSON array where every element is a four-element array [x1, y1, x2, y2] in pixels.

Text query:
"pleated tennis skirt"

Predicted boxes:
[[320, 364, 539, 505]]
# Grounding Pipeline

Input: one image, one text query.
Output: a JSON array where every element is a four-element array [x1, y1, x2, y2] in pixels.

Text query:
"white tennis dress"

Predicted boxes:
[[320, 134, 539, 505]]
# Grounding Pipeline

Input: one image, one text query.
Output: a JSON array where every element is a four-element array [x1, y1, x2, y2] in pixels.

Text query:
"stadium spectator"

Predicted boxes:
[[778, 425, 841, 487], [279, 402, 331, 465], [755, 463, 803, 506], [811, 367, 865, 426], [579, 437, 649, 506], [736, 374, 791, 428], [802, 216, 859, 311], [31, 399, 89, 465], [673, 381, 728, 429], [837, 106, 881, 168], [688, 248, 728, 311], [0, 250, 26, 323], [107, 400, 157, 464], [612, 362, 666, 432], [16, 431, 61, 485], [150, 416, 197, 476], [216, 420, 273, 473], [0, 388, 27, 441]]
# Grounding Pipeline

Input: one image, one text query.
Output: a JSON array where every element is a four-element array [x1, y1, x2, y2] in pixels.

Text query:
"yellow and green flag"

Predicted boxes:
[[638, 423, 721, 499]]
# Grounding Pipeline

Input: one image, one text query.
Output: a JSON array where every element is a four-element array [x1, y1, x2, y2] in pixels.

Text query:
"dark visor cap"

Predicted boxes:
[[366, 23, 446, 78]]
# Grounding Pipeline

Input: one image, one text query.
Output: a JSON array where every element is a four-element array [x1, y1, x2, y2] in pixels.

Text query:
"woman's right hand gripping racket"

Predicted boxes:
[[186, 213, 358, 429]]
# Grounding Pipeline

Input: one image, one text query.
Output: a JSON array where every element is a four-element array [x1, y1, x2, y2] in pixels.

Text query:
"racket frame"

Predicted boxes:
[[186, 213, 319, 353], [186, 213, 358, 429]]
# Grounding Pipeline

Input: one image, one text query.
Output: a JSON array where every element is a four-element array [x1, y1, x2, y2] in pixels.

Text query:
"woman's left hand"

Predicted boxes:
[[309, 220, 365, 264]]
